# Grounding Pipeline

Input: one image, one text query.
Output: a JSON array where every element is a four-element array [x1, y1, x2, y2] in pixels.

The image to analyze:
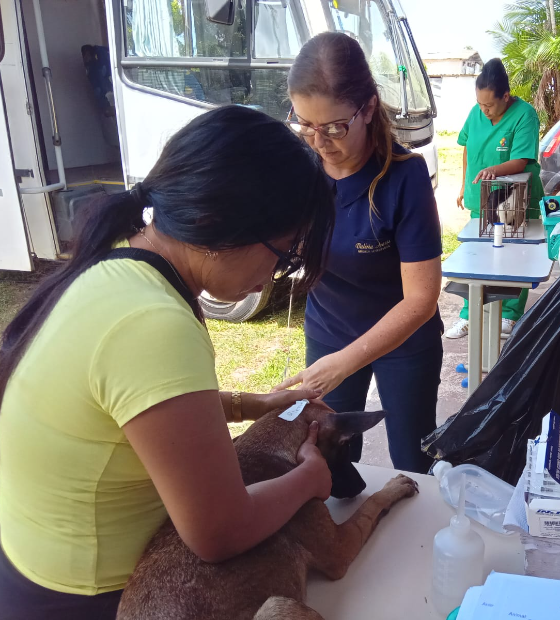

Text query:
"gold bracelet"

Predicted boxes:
[[231, 391, 243, 423]]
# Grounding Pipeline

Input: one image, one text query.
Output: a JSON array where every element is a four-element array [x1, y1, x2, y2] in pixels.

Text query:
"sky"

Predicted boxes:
[[400, 0, 510, 62]]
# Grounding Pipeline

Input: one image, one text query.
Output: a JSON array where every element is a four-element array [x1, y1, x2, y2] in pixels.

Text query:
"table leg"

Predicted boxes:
[[468, 283, 483, 396], [488, 300, 502, 370]]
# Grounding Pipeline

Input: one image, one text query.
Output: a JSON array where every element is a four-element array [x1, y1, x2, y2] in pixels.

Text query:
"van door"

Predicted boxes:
[[1, 0, 59, 267], [0, 6, 33, 271]]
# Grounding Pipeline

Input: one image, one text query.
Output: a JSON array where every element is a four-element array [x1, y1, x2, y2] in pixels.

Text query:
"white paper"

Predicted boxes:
[[456, 587, 483, 619], [278, 399, 309, 421], [469, 572, 560, 619]]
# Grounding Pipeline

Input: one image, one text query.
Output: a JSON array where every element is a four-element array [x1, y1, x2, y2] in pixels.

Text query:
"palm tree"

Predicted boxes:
[[489, 0, 560, 132]]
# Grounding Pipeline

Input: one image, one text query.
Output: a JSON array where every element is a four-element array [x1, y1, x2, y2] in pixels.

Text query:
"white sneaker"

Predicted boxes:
[[445, 318, 469, 339], [501, 318, 516, 339]]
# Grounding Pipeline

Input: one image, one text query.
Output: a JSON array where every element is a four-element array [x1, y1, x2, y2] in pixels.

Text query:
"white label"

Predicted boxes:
[[527, 501, 560, 538], [538, 516, 560, 538], [278, 399, 309, 422]]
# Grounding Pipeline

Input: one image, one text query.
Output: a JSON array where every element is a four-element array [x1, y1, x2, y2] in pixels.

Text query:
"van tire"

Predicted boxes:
[[199, 284, 273, 322]]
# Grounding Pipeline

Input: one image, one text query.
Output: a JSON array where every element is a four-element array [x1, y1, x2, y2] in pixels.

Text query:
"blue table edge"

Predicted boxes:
[[442, 271, 548, 284]]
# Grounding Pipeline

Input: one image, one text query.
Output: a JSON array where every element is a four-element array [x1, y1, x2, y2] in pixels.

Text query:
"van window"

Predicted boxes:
[[253, 0, 303, 58], [123, 66, 291, 120], [125, 0, 247, 58], [122, 0, 292, 119]]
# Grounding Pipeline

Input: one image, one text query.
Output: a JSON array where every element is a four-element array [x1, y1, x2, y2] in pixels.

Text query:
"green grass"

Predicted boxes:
[[436, 131, 463, 181], [442, 230, 461, 260], [207, 294, 306, 393], [0, 284, 18, 333], [0, 281, 36, 334]]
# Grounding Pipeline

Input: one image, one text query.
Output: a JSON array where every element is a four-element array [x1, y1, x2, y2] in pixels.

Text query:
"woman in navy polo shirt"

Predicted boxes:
[[275, 33, 443, 473]]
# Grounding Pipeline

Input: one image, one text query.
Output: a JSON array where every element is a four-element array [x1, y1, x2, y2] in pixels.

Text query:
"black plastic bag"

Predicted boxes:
[[422, 275, 560, 485]]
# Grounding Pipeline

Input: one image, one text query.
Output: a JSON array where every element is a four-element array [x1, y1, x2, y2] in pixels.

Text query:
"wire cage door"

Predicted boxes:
[[479, 172, 532, 239]]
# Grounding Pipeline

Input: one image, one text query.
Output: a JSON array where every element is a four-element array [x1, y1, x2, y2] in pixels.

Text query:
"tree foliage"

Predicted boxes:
[[489, 0, 560, 132]]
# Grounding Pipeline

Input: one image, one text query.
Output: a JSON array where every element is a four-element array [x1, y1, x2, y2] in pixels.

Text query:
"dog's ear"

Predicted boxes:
[[329, 410, 386, 442]]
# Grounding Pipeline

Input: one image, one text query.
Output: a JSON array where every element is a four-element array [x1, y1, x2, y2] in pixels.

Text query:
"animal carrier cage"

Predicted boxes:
[[479, 172, 532, 239]]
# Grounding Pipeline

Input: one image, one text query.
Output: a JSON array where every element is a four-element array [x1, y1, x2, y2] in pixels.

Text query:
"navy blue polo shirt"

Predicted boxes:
[[306, 144, 443, 357]]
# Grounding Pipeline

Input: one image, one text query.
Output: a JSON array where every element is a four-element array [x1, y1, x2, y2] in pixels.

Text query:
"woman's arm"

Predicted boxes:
[[473, 158, 528, 183], [273, 257, 441, 396], [123, 390, 331, 563], [457, 147, 467, 209], [220, 389, 321, 422]]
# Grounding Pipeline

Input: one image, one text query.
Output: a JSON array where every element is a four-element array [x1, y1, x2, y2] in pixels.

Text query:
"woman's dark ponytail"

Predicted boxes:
[[0, 190, 145, 408]]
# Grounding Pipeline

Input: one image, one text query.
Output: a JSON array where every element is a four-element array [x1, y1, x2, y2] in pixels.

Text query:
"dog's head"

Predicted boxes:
[[302, 405, 386, 500]]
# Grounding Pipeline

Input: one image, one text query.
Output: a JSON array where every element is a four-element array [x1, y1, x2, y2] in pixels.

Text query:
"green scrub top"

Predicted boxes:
[[458, 97, 544, 218]]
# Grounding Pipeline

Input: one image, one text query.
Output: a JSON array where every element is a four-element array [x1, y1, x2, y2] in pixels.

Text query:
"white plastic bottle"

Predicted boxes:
[[432, 474, 485, 617], [433, 461, 515, 535]]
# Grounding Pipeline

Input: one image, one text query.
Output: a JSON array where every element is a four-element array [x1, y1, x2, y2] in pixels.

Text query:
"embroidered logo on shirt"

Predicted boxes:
[[496, 137, 509, 152], [355, 240, 391, 254]]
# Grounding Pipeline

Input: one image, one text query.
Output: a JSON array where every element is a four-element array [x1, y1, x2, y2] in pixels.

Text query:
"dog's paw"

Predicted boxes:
[[382, 474, 419, 501]]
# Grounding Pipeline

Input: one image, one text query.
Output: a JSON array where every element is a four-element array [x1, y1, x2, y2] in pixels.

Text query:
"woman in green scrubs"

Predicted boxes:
[[446, 58, 544, 340]]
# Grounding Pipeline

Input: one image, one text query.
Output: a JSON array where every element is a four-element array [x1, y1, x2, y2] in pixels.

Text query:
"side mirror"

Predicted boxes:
[[205, 0, 235, 25]]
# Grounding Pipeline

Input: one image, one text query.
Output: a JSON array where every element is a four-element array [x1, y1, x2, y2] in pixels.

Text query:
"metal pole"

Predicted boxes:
[[467, 283, 483, 396], [24, 0, 66, 192]]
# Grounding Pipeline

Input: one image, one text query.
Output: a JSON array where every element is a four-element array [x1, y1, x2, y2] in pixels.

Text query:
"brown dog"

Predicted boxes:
[[117, 404, 419, 620]]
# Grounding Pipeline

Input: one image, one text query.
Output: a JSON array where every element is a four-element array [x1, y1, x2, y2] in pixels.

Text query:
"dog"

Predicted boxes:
[[116, 404, 419, 620]]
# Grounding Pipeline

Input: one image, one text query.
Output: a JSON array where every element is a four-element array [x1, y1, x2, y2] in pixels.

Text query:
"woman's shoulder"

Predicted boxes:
[[390, 142, 429, 174], [463, 103, 481, 122], [76, 258, 202, 331], [392, 142, 411, 157], [512, 97, 539, 120]]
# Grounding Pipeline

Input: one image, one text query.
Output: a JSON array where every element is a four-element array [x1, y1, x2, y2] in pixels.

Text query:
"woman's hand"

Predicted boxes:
[[240, 389, 322, 421], [473, 167, 497, 183], [457, 185, 465, 209], [272, 352, 348, 397], [296, 421, 332, 501]]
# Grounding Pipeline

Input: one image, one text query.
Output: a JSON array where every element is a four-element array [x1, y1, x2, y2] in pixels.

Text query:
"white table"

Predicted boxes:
[[442, 243, 553, 395], [306, 465, 524, 620], [457, 218, 546, 244]]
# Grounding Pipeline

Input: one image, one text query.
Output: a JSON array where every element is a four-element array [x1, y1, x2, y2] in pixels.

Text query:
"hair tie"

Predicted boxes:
[[130, 183, 147, 207]]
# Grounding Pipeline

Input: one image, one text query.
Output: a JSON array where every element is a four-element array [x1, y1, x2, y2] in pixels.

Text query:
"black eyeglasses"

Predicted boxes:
[[259, 239, 304, 281], [285, 104, 365, 140]]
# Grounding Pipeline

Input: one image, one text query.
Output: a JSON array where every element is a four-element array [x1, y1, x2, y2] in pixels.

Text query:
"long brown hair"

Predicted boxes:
[[287, 32, 419, 217]]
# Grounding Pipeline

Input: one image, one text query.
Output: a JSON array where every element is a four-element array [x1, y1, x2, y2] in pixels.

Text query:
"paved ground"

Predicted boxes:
[[360, 153, 559, 468]]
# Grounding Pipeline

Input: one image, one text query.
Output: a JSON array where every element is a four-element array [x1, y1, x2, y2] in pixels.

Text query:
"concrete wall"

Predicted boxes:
[[425, 59, 464, 75], [425, 59, 482, 76], [430, 74, 477, 133]]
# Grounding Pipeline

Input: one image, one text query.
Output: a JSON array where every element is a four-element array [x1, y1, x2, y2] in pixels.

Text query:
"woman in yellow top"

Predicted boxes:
[[446, 58, 544, 340], [0, 106, 335, 619]]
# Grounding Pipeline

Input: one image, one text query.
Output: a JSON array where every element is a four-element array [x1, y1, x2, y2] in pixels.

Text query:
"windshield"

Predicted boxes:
[[321, 0, 431, 115]]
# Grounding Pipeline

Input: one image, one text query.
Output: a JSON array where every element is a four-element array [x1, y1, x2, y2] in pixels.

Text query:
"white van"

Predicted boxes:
[[0, 0, 437, 320]]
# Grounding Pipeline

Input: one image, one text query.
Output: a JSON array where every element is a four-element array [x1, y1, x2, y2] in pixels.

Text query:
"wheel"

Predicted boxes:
[[199, 284, 273, 322]]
